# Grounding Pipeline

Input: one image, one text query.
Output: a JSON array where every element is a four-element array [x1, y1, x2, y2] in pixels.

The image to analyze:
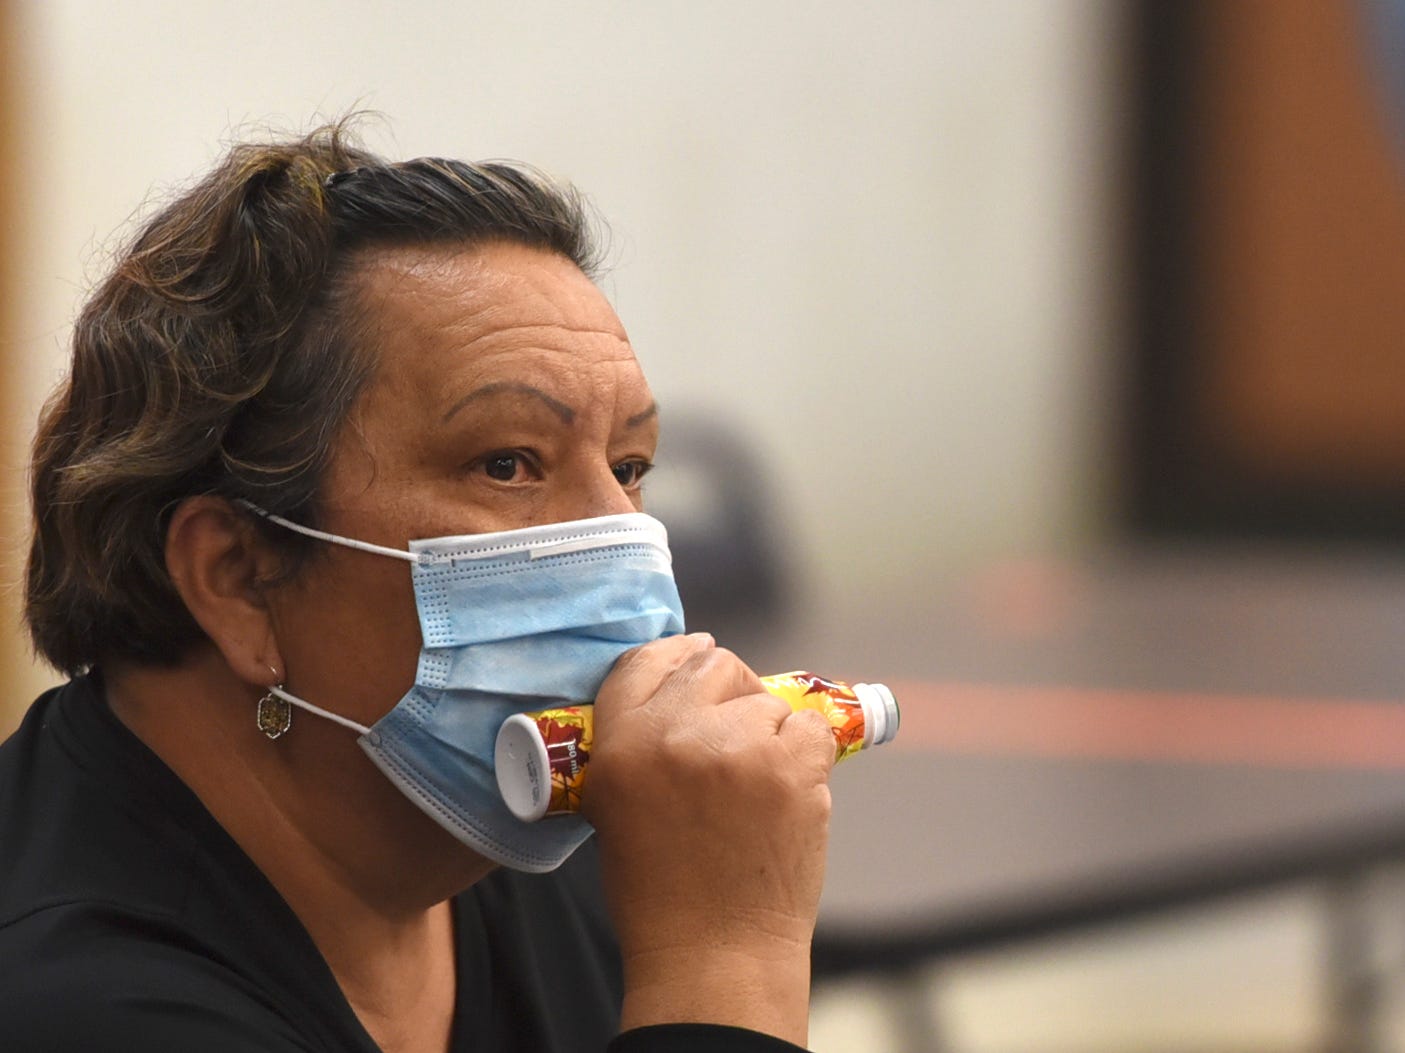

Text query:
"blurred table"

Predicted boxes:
[[739, 544, 1405, 965]]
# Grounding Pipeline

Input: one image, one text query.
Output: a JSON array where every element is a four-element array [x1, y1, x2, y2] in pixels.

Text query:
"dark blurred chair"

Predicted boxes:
[[644, 411, 790, 648]]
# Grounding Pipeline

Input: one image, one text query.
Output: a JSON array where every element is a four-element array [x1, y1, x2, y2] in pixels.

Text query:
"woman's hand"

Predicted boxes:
[[584, 633, 837, 1046]]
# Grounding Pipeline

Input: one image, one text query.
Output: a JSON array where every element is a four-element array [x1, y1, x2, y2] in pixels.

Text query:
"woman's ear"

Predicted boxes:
[[165, 496, 286, 686]]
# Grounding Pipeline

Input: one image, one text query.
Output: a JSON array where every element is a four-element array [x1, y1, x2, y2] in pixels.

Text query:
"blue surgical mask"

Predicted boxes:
[[241, 505, 685, 873]]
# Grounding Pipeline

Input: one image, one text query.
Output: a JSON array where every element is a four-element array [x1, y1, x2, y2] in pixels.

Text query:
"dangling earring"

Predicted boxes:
[[256, 667, 291, 740]]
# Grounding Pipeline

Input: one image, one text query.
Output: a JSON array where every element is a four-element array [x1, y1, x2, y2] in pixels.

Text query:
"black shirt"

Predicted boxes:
[[0, 676, 802, 1053]]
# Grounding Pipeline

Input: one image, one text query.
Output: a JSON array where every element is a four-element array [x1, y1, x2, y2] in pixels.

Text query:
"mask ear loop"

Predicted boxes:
[[237, 501, 392, 738], [254, 662, 373, 739], [267, 684, 373, 737], [236, 499, 421, 564]]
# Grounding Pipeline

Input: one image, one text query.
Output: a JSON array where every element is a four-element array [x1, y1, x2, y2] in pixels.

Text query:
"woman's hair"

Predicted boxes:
[[26, 119, 603, 675]]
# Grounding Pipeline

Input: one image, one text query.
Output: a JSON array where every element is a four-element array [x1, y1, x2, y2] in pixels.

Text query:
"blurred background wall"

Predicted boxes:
[[2, 0, 30, 718], [0, 0, 1122, 729]]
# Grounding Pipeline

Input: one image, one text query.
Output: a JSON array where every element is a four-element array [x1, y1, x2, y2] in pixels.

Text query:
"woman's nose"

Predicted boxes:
[[557, 466, 639, 521]]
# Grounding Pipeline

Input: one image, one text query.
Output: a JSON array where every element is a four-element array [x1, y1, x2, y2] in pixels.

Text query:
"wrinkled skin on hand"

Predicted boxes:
[[583, 633, 837, 1045]]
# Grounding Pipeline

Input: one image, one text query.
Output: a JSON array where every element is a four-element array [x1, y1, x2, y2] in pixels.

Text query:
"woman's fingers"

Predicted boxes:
[[585, 641, 837, 1044], [776, 704, 839, 774], [594, 632, 723, 717]]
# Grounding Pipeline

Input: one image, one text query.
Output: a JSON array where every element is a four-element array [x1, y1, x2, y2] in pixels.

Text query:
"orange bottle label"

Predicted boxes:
[[518, 671, 873, 817]]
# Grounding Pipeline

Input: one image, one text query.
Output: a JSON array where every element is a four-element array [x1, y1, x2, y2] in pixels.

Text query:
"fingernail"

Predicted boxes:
[[689, 632, 715, 647]]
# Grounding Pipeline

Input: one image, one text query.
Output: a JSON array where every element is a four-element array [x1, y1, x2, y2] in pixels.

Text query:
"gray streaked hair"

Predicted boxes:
[[26, 117, 602, 674]]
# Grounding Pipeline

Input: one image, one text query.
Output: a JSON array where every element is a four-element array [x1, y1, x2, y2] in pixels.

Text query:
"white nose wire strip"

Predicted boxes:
[[524, 530, 666, 561], [237, 500, 420, 564], [240, 500, 667, 566], [268, 685, 373, 736]]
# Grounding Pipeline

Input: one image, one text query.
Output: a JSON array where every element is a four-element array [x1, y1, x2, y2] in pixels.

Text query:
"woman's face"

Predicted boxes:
[[264, 241, 659, 729]]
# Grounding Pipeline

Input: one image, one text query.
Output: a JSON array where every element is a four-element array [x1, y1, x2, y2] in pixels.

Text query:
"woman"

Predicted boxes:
[[0, 124, 837, 1052]]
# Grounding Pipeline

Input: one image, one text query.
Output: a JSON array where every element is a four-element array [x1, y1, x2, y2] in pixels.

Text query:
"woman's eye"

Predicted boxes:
[[485, 455, 518, 481], [479, 452, 533, 483], [612, 460, 653, 489]]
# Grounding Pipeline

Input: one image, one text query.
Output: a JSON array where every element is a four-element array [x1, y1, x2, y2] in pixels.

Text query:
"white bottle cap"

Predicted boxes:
[[494, 714, 553, 823], [853, 682, 900, 748]]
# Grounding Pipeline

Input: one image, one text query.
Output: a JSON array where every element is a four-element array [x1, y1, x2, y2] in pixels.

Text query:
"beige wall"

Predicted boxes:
[[3, 1, 1121, 727], [2, 1, 55, 733], [1, 0, 16, 722]]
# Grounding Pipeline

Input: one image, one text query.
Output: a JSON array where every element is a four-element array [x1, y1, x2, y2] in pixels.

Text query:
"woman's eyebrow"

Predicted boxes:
[[441, 381, 576, 425], [626, 402, 658, 428]]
